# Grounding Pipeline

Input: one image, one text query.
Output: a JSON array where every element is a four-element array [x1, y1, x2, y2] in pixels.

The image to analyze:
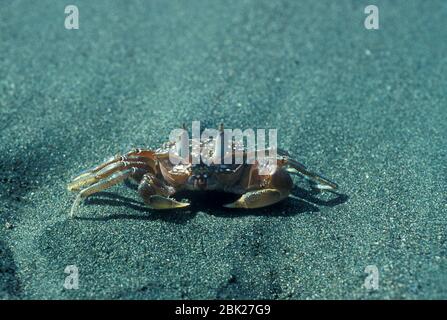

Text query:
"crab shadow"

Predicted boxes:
[[76, 183, 348, 222]]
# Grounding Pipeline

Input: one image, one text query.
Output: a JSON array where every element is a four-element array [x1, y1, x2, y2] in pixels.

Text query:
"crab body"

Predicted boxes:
[[67, 131, 337, 217]]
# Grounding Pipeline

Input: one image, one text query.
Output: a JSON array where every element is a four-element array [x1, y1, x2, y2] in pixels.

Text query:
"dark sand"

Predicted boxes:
[[0, 0, 446, 299]]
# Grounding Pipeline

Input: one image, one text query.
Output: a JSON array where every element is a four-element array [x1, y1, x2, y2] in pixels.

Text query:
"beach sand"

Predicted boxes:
[[0, 0, 446, 299]]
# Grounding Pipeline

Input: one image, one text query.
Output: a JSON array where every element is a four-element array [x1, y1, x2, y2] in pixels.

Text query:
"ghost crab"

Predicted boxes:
[[67, 125, 338, 217]]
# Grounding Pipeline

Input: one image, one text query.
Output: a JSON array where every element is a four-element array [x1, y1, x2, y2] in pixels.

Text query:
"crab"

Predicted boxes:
[[67, 126, 338, 217]]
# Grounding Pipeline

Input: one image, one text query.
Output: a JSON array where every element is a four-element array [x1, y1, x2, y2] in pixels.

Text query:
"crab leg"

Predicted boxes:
[[230, 148, 337, 190], [68, 159, 151, 191], [138, 173, 190, 209], [225, 146, 338, 191], [283, 158, 338, 191], [69, 168, 148, 217], [69, 149, 156, 183], [68, 148, 158, 192]]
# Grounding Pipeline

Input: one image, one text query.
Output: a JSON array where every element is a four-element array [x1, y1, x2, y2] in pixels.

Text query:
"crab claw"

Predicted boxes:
[[223, 189, 285, 209], [146, 195, 190, 209]]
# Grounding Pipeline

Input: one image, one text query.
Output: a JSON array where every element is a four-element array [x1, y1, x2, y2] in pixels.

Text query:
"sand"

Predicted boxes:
[[0, 0, 446, 299]]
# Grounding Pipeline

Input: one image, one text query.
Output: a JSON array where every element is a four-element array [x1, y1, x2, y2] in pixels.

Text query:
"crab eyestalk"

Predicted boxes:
[[214, 123, 225, 165]]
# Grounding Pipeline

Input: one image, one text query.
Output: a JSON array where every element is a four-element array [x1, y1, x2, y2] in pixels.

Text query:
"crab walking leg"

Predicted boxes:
[[69, 149, 156, 189], [283, 158, 338, 191], [248, 148, 338, 191], [68, 160, 150, 191], [138, 173, 190, 209], [69, 168, 147, 218]]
